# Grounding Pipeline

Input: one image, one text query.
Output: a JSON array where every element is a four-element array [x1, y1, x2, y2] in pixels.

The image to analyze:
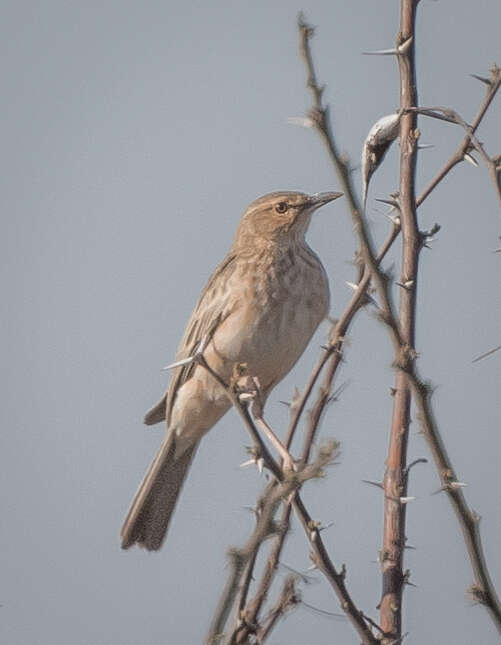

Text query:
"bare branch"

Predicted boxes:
[[214, 12, 501, 645], [296, 8, 501, 639], [196, 349, 378, 643], [234, 222, 401, 643], [407, 372, 501, 631], [292, 493, 379, 643], [375, 4, 420, 641], [416, 64, 501, 208], [257, 576, 300, 643], [207, 480, 289, 644]]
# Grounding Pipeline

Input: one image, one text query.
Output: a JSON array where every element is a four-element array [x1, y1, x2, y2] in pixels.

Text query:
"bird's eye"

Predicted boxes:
[[275, 202, 288, 214]]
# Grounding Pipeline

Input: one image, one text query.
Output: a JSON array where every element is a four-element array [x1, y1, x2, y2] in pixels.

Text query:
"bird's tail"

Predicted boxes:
[[121, 434, 198, 551]]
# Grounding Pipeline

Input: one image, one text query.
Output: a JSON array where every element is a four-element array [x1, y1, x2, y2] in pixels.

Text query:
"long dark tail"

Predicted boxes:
[[121, 435, 198, 551]]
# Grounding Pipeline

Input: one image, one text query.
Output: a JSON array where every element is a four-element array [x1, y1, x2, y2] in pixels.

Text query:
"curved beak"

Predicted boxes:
[[308, 191, 344, 210]]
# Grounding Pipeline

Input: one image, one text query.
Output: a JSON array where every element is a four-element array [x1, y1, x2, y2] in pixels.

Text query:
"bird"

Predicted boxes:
[[121, 190, 343, 550]]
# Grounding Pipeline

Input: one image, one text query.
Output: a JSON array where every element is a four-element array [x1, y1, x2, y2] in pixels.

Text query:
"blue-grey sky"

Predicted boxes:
[[2, 1, 500, 643]]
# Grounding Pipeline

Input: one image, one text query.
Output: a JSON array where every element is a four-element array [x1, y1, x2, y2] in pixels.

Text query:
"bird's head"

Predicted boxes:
[[233, 190, 343, 248]]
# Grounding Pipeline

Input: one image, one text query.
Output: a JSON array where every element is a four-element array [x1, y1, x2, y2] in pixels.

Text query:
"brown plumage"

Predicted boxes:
[[121, 190, 342, 550]]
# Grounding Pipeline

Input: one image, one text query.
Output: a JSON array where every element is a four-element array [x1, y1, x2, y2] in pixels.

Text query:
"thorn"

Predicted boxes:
[[417, 143, 434, 150], [463, 152, 479, 167], [162, 317, 224, 371], [362, 47, 398, 56], [286, 116, 315, 128], [406, 457, 428, 474], [345, 281, 378, 307], [161, 356, 194, 371], [318, 521, 335, 533], [432, 482, 466, 495], [375, 197, 399, 208], [362, 479, 384, 489], [362, 37, 412, 57], [406, 106, 458, 125], [376, 205, 399, 220], [396, 280, 414, 290], [399, 496, 416, 504], [470, 73, 491, 86], [328, 381, 350, 405], [397, 35, 413, 54], [239, 458, 256, 468]]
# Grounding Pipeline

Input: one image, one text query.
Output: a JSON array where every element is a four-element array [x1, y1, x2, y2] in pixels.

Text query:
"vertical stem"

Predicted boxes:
[[380, 1, 420, 641]]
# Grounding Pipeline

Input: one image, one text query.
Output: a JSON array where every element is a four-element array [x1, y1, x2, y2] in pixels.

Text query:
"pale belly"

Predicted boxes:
[[214, 253, 329, 392], [169, 244, 329, 443]]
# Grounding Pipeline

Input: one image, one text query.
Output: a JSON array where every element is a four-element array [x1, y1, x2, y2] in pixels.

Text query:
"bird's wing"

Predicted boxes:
[[163, 253, 237, 426]]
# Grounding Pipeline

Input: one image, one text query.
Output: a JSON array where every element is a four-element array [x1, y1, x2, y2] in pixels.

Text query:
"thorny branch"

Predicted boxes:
[[206, 452, 333, 645], [198, 354, 377, 644], [406, 69, 501, 213], [256, 576, 300, 643], [230, 191, 400, 645], [374, 3, 420, 639], [206, 8, 501, 644], [297, 5, 501, 640], [416, 65, 501, 209]]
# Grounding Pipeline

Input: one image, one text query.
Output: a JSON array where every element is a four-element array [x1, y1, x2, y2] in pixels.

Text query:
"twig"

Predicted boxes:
[[206, 480, 293, 644], [298, 13, 368, 234], [198, 353, 377, 644], [408, 75, 501, 212], [407, 372, 501, 632], [256, 576, 299, 643], [292, 492, 378, 644], [416, 65, 501, 208]]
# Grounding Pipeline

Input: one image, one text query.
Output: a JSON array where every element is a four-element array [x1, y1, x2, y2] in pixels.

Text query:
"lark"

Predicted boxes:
[[121, 190, 342, 550]]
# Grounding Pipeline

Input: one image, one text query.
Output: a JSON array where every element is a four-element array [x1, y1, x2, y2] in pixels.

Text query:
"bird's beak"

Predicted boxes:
[[308, 191, 343, 210]]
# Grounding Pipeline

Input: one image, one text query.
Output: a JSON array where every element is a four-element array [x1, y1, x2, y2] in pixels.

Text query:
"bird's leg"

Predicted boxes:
[[252, 414, 297, 472], [234, 372, 297, 472]]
